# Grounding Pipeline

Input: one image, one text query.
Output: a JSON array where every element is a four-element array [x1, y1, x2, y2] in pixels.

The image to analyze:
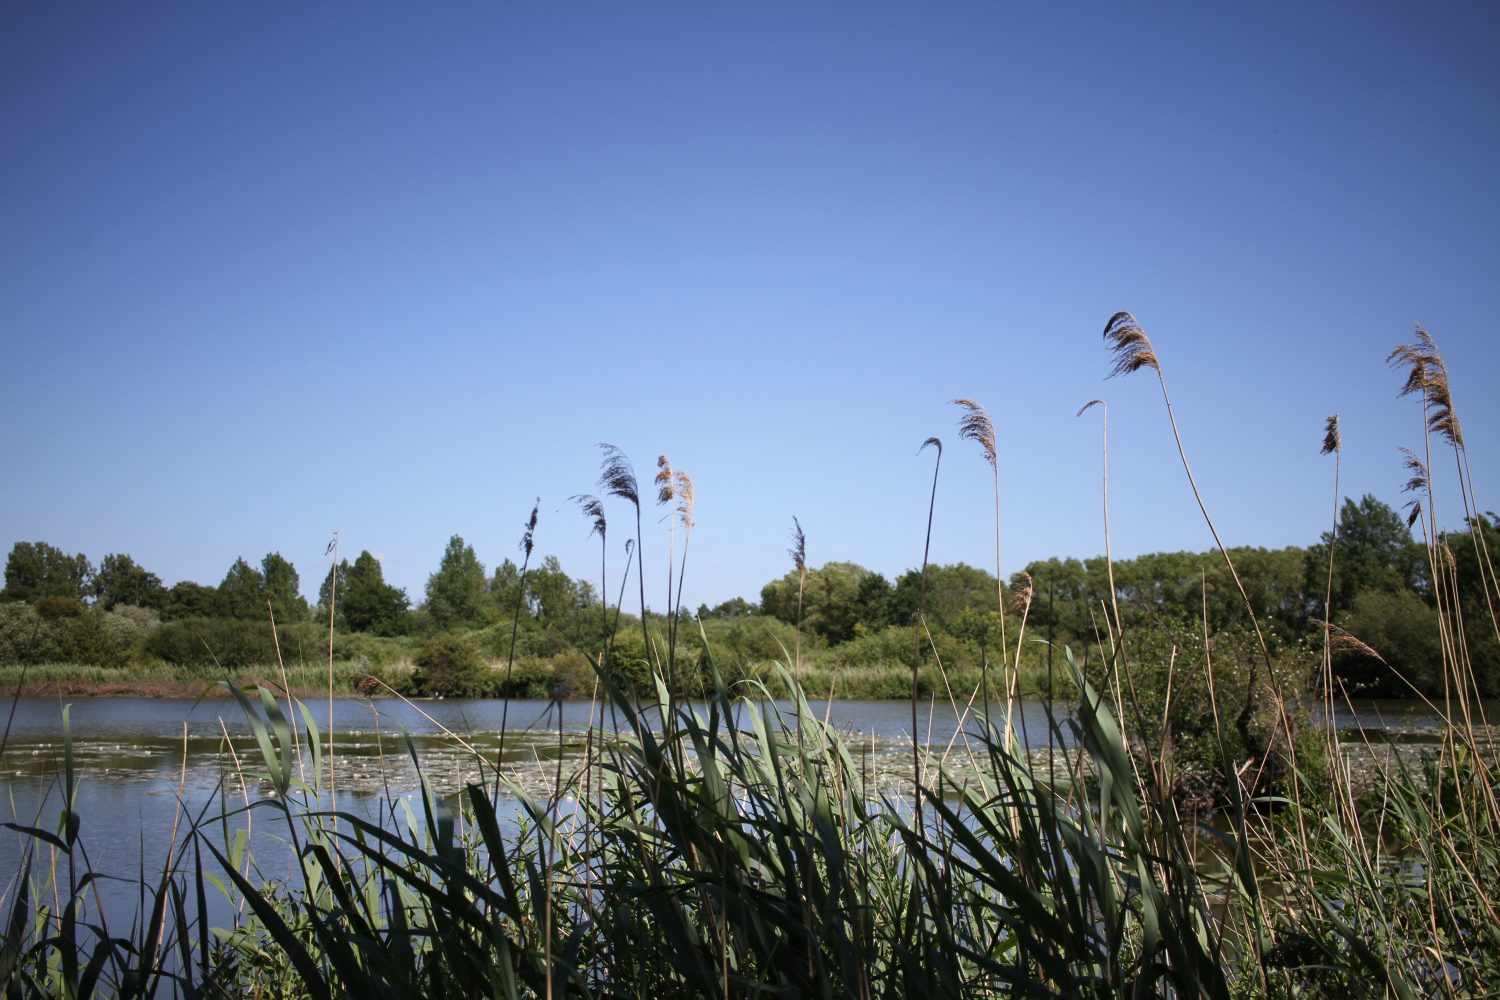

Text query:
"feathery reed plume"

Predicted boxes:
[[1103, 311, 1160, 377], [498, 499, 542, 774], [1389, 326, 1463, 448], [655, 455, 676, 506], [670, 470, 695, 625], [598, 444, 650, 679], [1400, 448, 1429, 529], [789, 516, 807, 676], [952, 398, 1006, 735], [656, 455, 680, 697], [521, 502, 539, 560], [1321, 414, 1341, 456], [674, 471, 695, 532], [599, 444, 640, 506], [1310, 619, 1388, 665], [789, 516, 807, 581], [570, 494, 607, 540], [1010, 571, 1034, 615], [952, 398, 996, 470]]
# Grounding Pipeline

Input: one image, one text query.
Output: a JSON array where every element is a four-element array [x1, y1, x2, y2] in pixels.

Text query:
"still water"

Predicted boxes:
[[0, 693, 1466, 933]]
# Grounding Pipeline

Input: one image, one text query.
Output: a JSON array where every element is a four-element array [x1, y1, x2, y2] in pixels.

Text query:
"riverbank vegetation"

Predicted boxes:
[[3, 497, 1495, 703], [3, 315, 1498, 995]]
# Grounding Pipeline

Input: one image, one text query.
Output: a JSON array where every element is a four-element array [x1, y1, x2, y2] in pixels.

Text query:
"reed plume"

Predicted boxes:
[[656, 455, 679, 694], [952, 398, 1007, 734], [1321, 414, 1341, 457], [1103, 311, 1160, 376], [789, 516, 807, 674], [1400, 447, 1429, 529], [598, 444, 649, 674], [1389, 326, 1463, 448]]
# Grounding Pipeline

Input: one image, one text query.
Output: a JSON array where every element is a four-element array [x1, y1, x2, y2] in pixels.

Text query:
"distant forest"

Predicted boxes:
[[3, 494, 1496, 700]]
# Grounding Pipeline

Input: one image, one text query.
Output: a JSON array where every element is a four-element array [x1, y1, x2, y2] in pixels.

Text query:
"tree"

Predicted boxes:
[[892, 563, 999, 633], [260, 552, 307, 623], [3, 541, 92, 603], [216, 557, 266, 619], [698, 597, 759, 619], [425, 536, 487, 628], [343, 551, 408, 634], [92, 553, 165, 610], [317, 559, 349, 628], [1307, 495, 1427, 615], [761, 562, 876, 645], [161, 581, 218, 620]]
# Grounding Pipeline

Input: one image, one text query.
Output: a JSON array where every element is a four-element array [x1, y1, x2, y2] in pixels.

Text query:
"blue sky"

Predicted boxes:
[[3, 3, 1497, 610]]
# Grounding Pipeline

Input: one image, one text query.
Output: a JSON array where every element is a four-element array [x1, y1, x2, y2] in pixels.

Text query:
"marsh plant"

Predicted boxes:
[[3, 316, 1498, 998]]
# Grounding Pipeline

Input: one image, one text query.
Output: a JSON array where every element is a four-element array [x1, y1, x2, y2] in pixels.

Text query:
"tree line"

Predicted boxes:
[[2, 494, 1496, 698]]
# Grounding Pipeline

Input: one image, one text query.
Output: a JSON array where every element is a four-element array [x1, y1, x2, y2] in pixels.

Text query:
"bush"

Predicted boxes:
[[411, 633, 494, 698]]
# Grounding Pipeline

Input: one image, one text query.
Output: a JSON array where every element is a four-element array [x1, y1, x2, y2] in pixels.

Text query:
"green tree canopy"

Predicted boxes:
[[343, 551, 408, 634], [92, 553, 166, 610], [761, 561, 880, 645], [1307, 495, 1427, 615], [317, 559, 349, 627], [216, 557, 266, 619], [261, 552, 307, 624], [425, 535, 487, 629], [3, 541, 93, 603], [161, 581, 218, 620]]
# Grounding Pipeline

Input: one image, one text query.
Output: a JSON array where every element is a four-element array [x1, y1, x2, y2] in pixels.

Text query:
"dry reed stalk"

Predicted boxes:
[[496, 501, 540, 784], [266, 598, 305, 786], [952, 398, 1006, 734], [324, 532, 339, 835], [788, 516, 807, 675], [912, 437, 942, 826], [1103, 313, 1283, 769], [1078, 399, 1134, 744], [1319, 415, 1342, 765]]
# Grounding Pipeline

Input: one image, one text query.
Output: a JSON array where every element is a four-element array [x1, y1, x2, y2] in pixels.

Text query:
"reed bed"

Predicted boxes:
[[2, 316, 1497, 998]]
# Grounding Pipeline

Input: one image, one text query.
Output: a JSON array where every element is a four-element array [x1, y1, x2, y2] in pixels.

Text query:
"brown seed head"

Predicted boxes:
[[1321, 414, 1341, 456], [789, 516, 807, 580], [1389, 326, 1463, 447], [918, 436, 942, 457], [1076, 399, 1104, 418], [655, 455, 676, 506], [570, 494, 606, 541], [1103, 311, 1160, 377], [951, 399, 996, 471], [1011, 571, 1034, 614], [674, 471, 695, 533], [1312, 618, 1387, 665], [520, 499, 540, 559], [597, 444, 639, 508]]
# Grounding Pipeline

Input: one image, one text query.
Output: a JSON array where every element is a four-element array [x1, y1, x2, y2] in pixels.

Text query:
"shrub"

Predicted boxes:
[[411, 633, 494, 698]]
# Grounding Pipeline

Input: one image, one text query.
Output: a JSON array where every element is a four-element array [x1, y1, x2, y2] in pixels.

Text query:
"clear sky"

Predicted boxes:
[[3, 3, 1497, 610]]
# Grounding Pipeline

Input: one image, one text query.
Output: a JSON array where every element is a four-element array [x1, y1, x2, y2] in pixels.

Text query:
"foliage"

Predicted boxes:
[[91, 553, 165, 610], [342, 550, 409, 634], [2, 541, 92, 603], [410, 632, 492, 697], [424, 535, 487, 629]]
